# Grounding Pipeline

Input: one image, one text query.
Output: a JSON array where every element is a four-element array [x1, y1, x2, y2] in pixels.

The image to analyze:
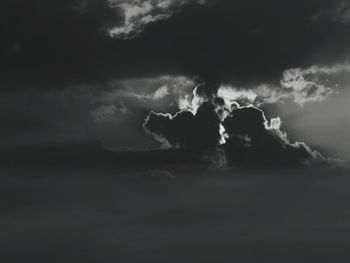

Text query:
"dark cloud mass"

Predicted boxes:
[[144, 102, 221, 151], [144, 87, 326, 167], [222, 107, 319, 167]]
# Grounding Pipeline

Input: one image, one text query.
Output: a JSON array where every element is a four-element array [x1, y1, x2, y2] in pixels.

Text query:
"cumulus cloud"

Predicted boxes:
[[216, 63, 350, 107], [144, 85, 328, 167], [86, 66, 350, 163], [104, 0, 207, 39]]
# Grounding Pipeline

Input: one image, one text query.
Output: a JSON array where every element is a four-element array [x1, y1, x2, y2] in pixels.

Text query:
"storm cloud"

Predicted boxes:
[[143, 85, 328, 167]]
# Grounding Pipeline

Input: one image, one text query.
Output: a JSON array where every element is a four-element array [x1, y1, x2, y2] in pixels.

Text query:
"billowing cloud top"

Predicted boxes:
[[143, 83, 333, 167]]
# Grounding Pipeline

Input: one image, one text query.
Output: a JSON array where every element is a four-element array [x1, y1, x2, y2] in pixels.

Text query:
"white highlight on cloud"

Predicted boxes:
[[178, 85, 207, 114], [219, 124, 228, 145], [106, 0, 207, 39], [268, 117, 282, 130], [142, 110, 182, 149], [254, 105, 326, 164], [217, 85, 258, 106], [152, 85, 169, 99]]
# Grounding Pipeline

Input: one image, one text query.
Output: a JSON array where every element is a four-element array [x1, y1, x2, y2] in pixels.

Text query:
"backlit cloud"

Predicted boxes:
[[143, 84, 332, 167]]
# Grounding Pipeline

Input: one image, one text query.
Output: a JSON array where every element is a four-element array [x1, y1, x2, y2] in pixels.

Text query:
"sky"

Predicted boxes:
[[1, 0, 350, 165], [1, 1, 350, 261]]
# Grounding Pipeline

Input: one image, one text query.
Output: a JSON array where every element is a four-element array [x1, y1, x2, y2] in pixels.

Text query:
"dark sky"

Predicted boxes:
[[2, 0, 350, 87], [0, 0, 350, 161]]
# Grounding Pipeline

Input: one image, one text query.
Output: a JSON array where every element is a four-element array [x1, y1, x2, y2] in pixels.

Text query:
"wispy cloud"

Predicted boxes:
[[91, 103, 129, 123], [105, 0, 207, 39], [216, 63, 350, 107], [333, 1, 350, 24], [90, 75, 196, 123]]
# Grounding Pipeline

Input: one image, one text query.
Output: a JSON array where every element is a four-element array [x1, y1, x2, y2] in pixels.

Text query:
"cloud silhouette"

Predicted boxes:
[[144, 85, 328, 167], [223, 106, 323, 167], [144, 102, 221, 151]]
